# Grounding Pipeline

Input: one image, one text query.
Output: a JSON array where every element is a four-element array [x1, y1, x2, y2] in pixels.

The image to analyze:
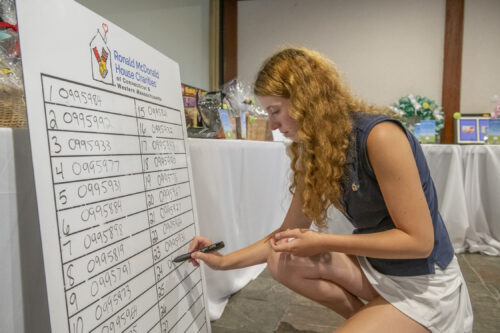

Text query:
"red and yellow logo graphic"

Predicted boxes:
[[90, 23, 113, 85]]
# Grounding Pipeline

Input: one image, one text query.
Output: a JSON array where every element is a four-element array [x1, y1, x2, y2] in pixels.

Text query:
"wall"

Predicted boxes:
[[238, 0, 446, 108], [239, 0, 500, 115], [77, 0, 210, 90], [461, 0, 500, 114]]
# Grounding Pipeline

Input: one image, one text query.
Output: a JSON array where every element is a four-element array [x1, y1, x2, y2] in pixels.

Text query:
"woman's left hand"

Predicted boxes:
[[269, 228, 326, 257]]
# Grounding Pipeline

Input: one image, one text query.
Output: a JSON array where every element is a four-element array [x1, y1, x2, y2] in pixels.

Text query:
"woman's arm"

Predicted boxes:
[[271, 122, 434, 259], [190, 185, 312, 270]]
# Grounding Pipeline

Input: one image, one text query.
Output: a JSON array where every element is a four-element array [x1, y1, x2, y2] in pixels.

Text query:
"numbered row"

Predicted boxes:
[[54, 172, 190, 210], [46, 103, 184, 135], [42, 75, 181, 123], [48, 130, 186, 156], [52, 156, 187, 184]]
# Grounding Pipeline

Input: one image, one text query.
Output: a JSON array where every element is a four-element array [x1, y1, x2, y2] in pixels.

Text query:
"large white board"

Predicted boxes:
[[16, 0, 210, 332]]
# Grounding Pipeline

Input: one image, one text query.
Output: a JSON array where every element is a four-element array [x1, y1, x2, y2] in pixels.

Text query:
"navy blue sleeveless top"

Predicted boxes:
[[341, 112, 454, 276]]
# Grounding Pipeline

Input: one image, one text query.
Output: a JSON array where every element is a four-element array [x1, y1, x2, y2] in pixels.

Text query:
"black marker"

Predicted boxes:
[[173, 241, 225, 263]]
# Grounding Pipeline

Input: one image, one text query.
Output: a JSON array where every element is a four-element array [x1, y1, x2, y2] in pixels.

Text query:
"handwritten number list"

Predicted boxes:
[[41, 75, 207, 333]]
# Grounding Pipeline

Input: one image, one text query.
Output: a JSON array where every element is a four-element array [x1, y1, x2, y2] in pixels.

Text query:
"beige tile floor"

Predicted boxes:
[[210, 253, 500, 332]]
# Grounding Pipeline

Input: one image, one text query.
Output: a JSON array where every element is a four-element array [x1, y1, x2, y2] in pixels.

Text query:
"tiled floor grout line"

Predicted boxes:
[[273, 308, 287, 332], [462, 254, 500, 301], [273, 289, 294, 332]]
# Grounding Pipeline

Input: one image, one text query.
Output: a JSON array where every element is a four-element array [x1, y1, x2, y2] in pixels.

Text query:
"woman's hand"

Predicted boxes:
[[187, 236, 225, 270], [269, 228, 326, 257]]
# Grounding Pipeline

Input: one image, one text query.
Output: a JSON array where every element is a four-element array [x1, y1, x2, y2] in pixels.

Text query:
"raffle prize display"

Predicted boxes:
[[391, 94, 444, 143], [193, 79, 272, 141], [0, 0, 25, 128], [392, 93, 500, 145], [453, 96, 500, 144], [453, 113, 491, 144]]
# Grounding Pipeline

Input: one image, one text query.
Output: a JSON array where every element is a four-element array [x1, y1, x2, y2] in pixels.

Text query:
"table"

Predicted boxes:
[[187, 139, 291, 319], [1, 132, 499, 331], [423, 144, 500, 255]]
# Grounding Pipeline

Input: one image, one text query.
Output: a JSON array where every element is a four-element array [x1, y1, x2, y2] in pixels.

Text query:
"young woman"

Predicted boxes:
[[188, 47, 473, 332]]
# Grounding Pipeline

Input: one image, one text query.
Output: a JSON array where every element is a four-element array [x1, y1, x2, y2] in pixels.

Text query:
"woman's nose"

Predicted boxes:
[[270, 119, 279, 131]]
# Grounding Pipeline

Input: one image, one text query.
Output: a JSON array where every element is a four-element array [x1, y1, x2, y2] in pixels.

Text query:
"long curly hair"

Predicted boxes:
[[254, 47, 392, 227]]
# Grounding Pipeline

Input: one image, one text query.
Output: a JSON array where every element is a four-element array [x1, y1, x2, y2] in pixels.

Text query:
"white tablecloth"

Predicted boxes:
[[187, 138, 291, 319], [1, 129, 499, 331], [423, 144, 500, 255]]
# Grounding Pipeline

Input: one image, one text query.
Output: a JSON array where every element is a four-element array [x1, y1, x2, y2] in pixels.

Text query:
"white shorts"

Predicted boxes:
[[358, 256, 473, 333]]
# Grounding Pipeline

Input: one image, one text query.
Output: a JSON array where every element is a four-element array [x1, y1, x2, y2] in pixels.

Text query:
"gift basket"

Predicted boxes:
[[194, 79, 272, 141], [391, 94, 444, 143], [221, 79, 271, 141], [194, 91, 225, 138], [0, 0, 26, 128]]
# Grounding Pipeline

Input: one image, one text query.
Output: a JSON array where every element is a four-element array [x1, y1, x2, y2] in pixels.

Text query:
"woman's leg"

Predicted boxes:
[[336, 296, 430, 333], [266, 250, 378, 318]]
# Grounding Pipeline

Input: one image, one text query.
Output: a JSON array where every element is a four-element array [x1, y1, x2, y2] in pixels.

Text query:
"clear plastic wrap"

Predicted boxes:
[[221, 79, 267, 118], [222, 79, 250, 117], [194, 91, 223, 138], [0, 0, 26, 128], [0, 0, 17, 26], [219, 79, 271, 140], [0, 46, 23, 89], [0, 0, 22, 89]]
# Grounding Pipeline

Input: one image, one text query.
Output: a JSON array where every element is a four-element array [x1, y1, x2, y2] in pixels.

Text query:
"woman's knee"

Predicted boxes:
[[266, 250, 286, 282], [266, 251, 360, 309], [267, 250, 304, 284], [266, 250, 320, 283]]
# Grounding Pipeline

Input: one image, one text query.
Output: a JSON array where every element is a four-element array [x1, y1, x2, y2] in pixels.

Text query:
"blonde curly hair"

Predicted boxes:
[[254, 47, 392, 227]]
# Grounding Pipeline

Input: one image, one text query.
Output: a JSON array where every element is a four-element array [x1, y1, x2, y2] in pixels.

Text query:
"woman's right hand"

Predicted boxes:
[[188, 236, 225, 270]]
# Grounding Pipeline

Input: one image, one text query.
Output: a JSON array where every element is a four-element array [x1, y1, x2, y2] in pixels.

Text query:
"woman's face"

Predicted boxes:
[[258, 96, 299, 141]]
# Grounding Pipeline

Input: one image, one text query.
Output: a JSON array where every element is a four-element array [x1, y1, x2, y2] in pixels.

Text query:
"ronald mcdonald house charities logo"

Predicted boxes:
[[90, 23, 113, 85]]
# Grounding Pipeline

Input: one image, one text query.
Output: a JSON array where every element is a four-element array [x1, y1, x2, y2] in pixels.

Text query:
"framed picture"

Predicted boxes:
[[479, 118, 490, 142], [486, 119, 500, 144], [414, 120, 436, 144], [455, 114, 490, 144]]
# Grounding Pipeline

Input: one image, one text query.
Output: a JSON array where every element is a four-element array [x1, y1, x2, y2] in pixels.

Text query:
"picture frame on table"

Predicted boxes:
[[486, 119, 500, 144], [454, 114, 490, 144]]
